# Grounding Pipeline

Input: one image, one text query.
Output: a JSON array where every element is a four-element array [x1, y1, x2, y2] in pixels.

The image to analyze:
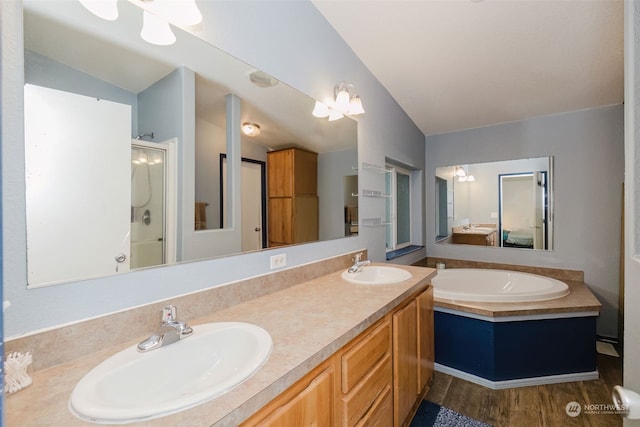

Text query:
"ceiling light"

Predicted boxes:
[[312, 101, 330, 118], [335, 88, 350, 112], [312, 82, 366, 121], [249, 70, 279, 88], [328, 109, 344, 121], [349, 95, 365, 115], [140, 11, 176, 46], [78, 0, 119, 20], [334, 82, 366, 116], [242, 122, 261, 137]]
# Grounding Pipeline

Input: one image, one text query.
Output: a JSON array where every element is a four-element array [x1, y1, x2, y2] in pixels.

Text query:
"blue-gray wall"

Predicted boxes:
[[426, 105, 624, 337]]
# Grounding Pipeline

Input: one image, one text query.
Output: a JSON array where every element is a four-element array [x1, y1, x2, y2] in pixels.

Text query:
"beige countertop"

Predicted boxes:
[[6, 263, 435, 427], [433, 280, 601, 318]]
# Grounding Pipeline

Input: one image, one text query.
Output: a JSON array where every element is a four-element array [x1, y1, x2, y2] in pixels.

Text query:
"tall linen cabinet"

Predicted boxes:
[[267, 148, 319, 247]]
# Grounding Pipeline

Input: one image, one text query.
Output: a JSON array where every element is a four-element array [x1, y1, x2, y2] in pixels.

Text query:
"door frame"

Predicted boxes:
[[132, 138, 178, 265], [220, 154, 267, 248], [498, 171, 548, 249]]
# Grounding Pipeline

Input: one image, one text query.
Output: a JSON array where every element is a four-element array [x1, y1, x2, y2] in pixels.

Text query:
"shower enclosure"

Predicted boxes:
[[130, 139, 177, 269]]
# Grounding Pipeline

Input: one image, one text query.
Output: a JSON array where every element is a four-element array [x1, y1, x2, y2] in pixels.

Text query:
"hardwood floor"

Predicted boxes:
[[424, 354, 622, 426]]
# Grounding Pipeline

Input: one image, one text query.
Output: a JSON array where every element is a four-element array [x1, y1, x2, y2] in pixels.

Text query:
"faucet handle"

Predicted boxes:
[[162, 305, 177, 324], [354, 252, 362, 263]]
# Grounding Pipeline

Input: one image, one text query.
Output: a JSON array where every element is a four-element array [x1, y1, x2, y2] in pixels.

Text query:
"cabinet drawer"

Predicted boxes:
[[355, 384, 392, 427], [341, 319, 391, 393], [341, 354, 391, 427]]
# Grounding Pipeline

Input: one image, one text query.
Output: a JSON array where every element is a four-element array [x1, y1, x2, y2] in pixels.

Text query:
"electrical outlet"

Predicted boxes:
[[270, 253, 287, 269]]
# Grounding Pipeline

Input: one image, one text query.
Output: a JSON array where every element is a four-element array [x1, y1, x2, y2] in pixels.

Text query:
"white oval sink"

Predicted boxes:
[[69, 322, 272, 424], [341, 266, 412, 285]]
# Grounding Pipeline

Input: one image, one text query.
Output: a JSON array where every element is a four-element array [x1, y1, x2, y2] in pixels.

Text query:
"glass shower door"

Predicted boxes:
[[130, 144, 166, 269]]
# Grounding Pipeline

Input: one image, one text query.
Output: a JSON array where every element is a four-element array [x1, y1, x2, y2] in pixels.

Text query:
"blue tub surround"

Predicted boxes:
[[432, 279, 601, 389]]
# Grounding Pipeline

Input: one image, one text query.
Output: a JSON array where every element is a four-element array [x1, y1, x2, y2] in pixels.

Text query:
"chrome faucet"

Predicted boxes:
[[137, 305, 193, 352], [347, 252, 372, 273]]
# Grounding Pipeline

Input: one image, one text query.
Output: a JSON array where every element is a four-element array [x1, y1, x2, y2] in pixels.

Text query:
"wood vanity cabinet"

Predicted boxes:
[[393, 287, 434, 427], [241, 358, 336, 427], [267, 148, 318, 247], [241, 285, 433, 427], [339, 317, 393, 426]]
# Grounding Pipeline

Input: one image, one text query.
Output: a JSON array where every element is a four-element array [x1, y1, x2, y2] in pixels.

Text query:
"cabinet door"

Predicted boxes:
[[417, 287, 434, 393], [267, 149, 294, 197], [292, 149, 318, 195], [246, 365, 334, 427], [293, 196, 319, 243], [268, 198, 293, 245], [393, 299, 418, 427]]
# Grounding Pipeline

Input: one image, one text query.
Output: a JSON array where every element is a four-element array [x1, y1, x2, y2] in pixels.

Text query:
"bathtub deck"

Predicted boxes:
[[433, 280, 601, 318]]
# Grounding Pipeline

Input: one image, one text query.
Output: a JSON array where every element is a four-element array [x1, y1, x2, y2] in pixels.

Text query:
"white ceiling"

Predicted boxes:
[[312, 0, 624, 136]]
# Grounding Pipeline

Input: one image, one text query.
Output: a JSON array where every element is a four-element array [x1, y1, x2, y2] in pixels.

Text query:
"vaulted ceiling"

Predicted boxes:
[[312, 0, 624, 136]]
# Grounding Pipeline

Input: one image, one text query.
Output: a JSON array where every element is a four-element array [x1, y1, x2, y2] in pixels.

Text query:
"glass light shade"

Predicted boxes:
[[241, 122, 261, 137], [78, 0, 118, 21], [312, 101, 330, 118], [348, 96, 365, 115], [455, 167, 466, 177], [458, 176, 468, 182], [141, 11, 176, 46], [334, 89, 350, 113], [328, 109, 344, 122], [467, 175, 475, 182]]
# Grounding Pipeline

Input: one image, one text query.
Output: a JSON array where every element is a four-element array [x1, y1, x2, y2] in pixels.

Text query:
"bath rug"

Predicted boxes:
[[411, 400, 492, 427]]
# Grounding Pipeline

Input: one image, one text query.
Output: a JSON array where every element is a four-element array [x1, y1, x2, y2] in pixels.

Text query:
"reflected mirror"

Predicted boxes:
[[23, 0, 358, 287], [435, 157, 553, 250]]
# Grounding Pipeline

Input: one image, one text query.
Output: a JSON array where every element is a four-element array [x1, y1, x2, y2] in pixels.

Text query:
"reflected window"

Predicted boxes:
[[386, 164, 412, 251]]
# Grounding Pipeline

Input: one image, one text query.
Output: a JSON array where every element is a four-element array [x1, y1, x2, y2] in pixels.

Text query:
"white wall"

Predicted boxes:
[[1, 1, 424, 337], [426, 105, 624, 338], [624, 2, 640, 425]]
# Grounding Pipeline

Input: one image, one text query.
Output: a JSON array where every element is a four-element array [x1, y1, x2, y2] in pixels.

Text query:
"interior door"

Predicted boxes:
[[24, 84, 131, 286], [241, 161, 264, 251], [532, 172, 545, 249]]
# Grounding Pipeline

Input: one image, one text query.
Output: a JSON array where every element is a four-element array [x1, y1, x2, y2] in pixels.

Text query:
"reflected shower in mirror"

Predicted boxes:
[[23, 0, 358, 287], [435, 157, 553, 250]]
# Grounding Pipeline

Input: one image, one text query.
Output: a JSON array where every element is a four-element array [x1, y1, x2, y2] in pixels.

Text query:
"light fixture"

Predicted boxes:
[[140, 10, 176, 46], [242, 122, 261, 137], [311, 82, 366, 121], [455, 166, 475, 182], [333, 82, 366, 116], [334, 87, 350, 112], [78, 0, 119, 20], [312, 101, 330, 118], [328, 109, 344, 122]]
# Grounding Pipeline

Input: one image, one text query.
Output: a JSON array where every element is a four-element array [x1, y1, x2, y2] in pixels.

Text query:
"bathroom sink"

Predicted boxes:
[[69, 322, 272, 423], [341, 266, 412, 285]]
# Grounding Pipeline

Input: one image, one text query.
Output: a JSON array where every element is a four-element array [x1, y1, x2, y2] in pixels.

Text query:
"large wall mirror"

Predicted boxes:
[[23, 0, 358, 287], [435, 157, 554, 251]]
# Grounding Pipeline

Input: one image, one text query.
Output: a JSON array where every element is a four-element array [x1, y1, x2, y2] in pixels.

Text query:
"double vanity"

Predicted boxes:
[[6, 258, 435, 426]]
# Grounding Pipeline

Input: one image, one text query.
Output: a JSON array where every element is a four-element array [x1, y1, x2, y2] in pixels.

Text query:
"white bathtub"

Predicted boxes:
[[431, 268, 570, 302]]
